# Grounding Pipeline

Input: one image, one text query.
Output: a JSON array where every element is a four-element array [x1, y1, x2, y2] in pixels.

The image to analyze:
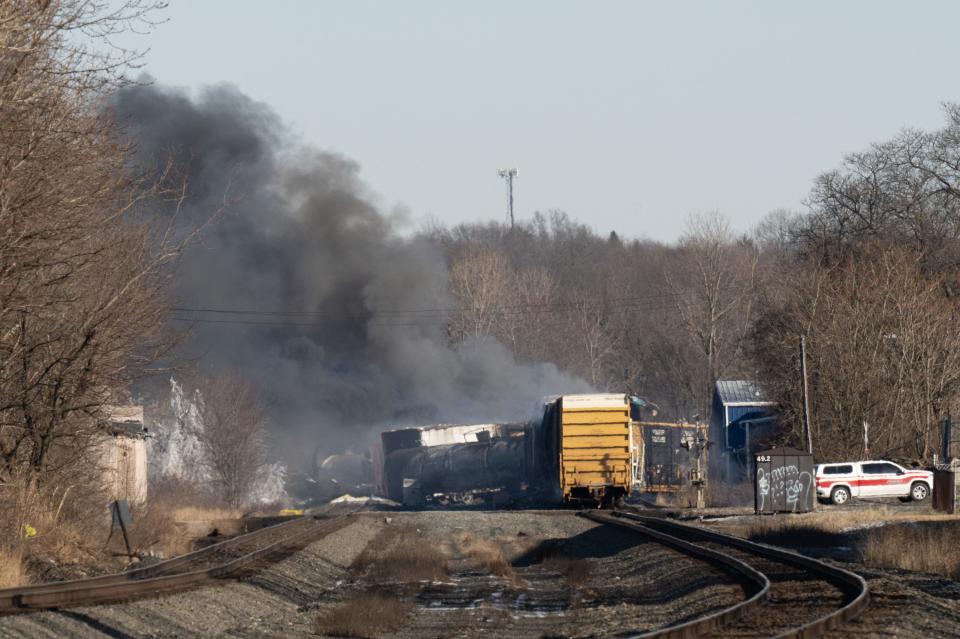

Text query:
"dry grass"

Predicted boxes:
[[168, 505, 242, 521], [736, 507, 959, 542], [722, 507, 960, 580], [542, 555, 592, 588], [0, 548, 25, 589], [860, 523, 960, 578], [125, 479, 246, 558], [0, 473, 113, 585], [315, 591, 413, 638], [124, 501, 190, 558], [0, 474, 242, 587], [353, 526, 447, 584], [460, 536, 513, 577]]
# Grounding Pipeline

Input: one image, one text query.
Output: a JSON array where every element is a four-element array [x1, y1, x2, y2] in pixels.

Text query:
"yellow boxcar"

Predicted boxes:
[[544, 394, 632, 505]]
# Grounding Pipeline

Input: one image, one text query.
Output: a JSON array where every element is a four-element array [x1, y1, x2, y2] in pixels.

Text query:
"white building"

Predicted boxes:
[[101, 405, 149, 504]]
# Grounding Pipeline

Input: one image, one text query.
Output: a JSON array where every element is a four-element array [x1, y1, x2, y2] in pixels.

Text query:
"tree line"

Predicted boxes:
[[0, 2, 262, 512], [4, 2, 960, 508], [432, 106, 960, 463]]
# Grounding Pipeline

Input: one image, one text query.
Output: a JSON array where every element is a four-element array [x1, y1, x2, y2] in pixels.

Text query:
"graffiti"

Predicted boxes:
[[785, 472, 812, 512], [758, 463, 812, 512], [770, 464, 798, 481], [756, 467, 770, 512]]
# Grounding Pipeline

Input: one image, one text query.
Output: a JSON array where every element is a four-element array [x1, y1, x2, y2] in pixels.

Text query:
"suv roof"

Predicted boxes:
[[817, 460, 902, 466]]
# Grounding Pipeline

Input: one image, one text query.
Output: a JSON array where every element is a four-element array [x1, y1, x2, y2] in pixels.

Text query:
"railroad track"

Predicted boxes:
[[583, 510, 869, 639], [0, 506, 362, 615]]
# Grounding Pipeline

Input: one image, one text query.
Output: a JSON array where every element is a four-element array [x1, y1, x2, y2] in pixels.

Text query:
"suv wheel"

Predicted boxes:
[[910, 482, 929, 502], [830, 486, 850, 505]]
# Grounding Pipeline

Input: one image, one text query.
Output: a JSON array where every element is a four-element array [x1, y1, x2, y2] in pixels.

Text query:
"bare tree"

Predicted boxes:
[[662, 213, 759, 418], [799, 104, 960, 262], [504, 266, 556, 361], [0, 2, 224, 484], [570, 294, 618, 388], [753, 244, 960, 461], [447, 245, 560, 361], [196, 376, 268, 508], [448, 247, 513, 340]]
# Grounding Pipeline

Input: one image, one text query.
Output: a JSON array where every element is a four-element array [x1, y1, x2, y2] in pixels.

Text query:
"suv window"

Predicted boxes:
[[822, 465, 853, 475], [862, 462, 901, 474]]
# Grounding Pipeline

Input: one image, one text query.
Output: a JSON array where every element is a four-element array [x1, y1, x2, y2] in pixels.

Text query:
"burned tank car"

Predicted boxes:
[[380, 423, 530, 506]]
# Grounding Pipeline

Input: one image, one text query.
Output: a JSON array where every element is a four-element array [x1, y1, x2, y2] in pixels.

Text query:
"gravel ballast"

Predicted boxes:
[[2, 508, 954, 638]]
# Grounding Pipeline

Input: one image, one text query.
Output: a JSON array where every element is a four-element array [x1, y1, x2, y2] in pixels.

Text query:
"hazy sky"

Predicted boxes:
[[124, 1, 960, 242]]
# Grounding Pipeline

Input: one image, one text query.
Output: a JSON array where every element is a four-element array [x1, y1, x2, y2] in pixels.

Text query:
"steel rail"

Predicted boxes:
[[617, 511, 870, 639], [0, 510, 358, 614], [0, 515, 309, 603], [582, 511, 770, 639]]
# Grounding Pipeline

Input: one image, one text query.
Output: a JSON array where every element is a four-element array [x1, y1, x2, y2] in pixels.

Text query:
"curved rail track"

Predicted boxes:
[[584, 510, 869, 639], [0, 506, 362, 615]]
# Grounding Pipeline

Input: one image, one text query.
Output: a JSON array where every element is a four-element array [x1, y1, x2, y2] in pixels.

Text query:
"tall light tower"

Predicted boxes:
[[497, 168, 518, 228]]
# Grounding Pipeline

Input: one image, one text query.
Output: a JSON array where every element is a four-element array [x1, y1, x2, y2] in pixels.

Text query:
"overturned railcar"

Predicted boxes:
[[381, 423, 530, 506]]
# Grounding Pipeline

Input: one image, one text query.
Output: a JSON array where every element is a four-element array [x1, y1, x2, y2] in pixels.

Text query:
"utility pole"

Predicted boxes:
[[800, 335, 813, 454], [497, 168, 518, 228], [943, 411, 953, 463]]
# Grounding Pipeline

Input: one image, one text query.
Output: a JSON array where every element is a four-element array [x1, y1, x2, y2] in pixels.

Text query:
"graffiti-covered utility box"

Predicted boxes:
[[754, 446, 814, 514], [933, 462, 960, 514]]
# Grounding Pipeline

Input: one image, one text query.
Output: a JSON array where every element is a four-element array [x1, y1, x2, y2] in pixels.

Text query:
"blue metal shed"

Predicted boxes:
[[710, 380, 778, 481]]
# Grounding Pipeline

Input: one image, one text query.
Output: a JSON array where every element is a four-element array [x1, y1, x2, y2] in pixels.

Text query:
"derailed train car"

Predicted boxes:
[[379, 394, 636, 507], [380, 423, 530, 506]]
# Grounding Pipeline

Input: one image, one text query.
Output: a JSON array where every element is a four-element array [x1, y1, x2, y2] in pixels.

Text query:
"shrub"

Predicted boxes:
[[860, 523, 960, 578], [315, 591, 412, 638], [353, 526, 447, 584]]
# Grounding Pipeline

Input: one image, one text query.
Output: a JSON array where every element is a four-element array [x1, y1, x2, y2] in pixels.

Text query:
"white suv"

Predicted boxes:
[[815, 460, 933, 505]]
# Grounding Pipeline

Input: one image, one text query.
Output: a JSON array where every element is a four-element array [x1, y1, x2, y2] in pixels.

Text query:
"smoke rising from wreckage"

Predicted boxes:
[[112, 80, 589, 471]]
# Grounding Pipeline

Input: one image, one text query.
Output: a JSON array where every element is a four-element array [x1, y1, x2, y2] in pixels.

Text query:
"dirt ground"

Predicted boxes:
[[691, 498, 960, 638], [0, 510, 741, 638], [2, 505, 959, 638]]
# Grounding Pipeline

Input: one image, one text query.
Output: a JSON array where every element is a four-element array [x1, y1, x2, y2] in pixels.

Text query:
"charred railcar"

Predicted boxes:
[[381, 423, 530, 506]]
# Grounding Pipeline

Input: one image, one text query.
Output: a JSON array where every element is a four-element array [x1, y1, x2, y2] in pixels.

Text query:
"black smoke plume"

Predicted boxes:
[[111, 81, 588, 466]]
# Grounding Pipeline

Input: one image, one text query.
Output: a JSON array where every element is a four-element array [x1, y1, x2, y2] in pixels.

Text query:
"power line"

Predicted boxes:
[[168, 297, 685, 329], [169, 316, 444, 328], [170, 292, 683, 319]]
